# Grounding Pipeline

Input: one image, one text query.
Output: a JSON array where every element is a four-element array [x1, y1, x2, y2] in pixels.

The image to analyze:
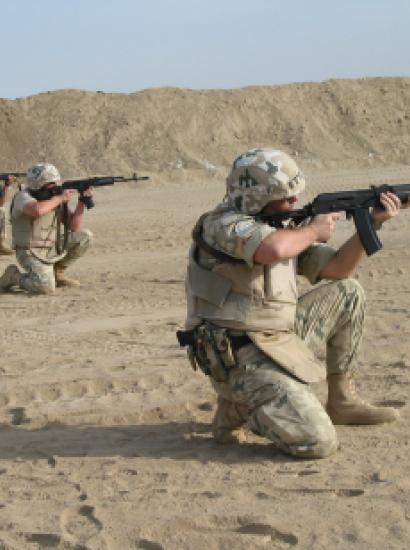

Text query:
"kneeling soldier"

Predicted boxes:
[[0, 163, 93, 294], [179, 148, 408, 459]]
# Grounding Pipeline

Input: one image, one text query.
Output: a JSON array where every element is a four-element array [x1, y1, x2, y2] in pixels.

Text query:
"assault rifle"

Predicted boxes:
[[0, 172, 26, 183], [258, 183, 410, 256], [29, 173, 150, 209]]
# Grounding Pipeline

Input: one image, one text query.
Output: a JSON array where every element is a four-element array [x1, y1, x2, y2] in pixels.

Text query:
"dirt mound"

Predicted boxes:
[[0, 77, 409, 177]]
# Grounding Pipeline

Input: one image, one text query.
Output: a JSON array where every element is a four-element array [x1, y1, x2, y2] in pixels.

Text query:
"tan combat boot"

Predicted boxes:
[[0, 264, 21, 291], [326, 373, 399, 425], [54, 266, 81, 287], [212, 396, 248, 444], [0, 240, 13, 255]]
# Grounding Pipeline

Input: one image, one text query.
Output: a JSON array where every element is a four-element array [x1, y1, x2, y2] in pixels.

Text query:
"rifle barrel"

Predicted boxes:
[[0, 172, 26, 180]]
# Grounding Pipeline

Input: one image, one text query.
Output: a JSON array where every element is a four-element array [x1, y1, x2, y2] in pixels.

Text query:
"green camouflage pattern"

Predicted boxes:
[[226, 148, 306, 214], [16, 229, 92, 294], [210, 278, 366, 458]]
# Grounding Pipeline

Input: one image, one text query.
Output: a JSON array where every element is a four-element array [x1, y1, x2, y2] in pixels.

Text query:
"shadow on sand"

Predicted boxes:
[[0, 419, 296, 463]]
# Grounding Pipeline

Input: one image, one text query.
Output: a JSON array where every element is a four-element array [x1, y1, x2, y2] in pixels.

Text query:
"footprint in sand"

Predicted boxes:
[[8, 406, 28, 425], [236, 521, 298, 545], [60, 504, 103, 545], [26, 533, 61, 547]]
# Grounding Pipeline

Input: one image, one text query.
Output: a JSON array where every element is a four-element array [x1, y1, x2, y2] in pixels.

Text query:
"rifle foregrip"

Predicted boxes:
[[352, 209, 382, 256]]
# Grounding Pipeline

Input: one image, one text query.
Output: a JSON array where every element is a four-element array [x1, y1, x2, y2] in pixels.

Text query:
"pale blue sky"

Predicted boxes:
[[2, 0, 410, 99]]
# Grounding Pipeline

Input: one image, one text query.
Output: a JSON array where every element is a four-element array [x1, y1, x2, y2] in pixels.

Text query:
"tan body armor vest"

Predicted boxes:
[[186, 238, 326, 384], [186, 245, 297, 332], [12, 202, 68, 264]]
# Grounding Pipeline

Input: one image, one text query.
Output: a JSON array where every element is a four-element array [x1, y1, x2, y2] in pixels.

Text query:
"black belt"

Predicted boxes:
[[176, 329, 251, 351], [229, 334, 252, 351]]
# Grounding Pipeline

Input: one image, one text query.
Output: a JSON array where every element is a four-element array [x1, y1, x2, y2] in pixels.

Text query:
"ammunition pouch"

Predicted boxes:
[[176, 323, 245, 383]]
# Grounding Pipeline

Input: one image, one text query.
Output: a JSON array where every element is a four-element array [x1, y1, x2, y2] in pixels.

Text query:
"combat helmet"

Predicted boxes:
[[26, 162, 61, 191], [226, 148, 305, 214]]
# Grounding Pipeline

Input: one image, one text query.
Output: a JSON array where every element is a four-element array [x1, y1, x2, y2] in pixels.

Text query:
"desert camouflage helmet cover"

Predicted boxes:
[[226, 148, 306, 214], [26, 162, 61, 190]]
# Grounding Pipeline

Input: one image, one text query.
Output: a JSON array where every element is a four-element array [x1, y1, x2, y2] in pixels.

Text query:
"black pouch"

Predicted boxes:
[[176, 329, 203, 372], [177, 324, 237, 382]]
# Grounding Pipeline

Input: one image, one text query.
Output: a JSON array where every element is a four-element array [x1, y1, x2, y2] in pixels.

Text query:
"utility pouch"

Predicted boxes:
[[211, 328, 236, 369], [176, 323, 237, 382], [196, 324, 229, 382]]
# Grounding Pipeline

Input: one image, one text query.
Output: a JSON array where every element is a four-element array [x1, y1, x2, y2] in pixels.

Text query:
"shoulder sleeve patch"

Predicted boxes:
[[234, 220, 256, 238]]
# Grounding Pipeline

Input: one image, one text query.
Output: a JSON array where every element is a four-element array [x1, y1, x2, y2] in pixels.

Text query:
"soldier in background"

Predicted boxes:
[[0, 162, 93, 294], [180, 148, 409, 459], [0, 175, 15, 255]]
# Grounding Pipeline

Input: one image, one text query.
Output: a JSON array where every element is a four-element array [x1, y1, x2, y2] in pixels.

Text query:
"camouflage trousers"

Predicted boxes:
[[16, 229, 93, 294], [0, 207, 6, 240], [211, 278, 366, 458]]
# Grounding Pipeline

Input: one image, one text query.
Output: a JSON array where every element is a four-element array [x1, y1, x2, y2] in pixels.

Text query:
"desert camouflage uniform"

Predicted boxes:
[[186, 203, 366, 458], [16, 229, 93, 294], [211, 276, 365, 458], [11, 188, 92, 294]]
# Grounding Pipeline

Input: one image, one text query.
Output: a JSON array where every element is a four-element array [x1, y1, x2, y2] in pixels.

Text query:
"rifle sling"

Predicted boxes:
[[56, 203, 69, 255]]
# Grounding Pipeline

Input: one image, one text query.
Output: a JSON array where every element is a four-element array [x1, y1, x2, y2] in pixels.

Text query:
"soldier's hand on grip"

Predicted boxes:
[[310, 213, 342, 242]]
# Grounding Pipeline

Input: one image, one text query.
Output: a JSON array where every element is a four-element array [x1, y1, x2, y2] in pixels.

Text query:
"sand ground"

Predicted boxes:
[[0, 166, 409, 549]]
